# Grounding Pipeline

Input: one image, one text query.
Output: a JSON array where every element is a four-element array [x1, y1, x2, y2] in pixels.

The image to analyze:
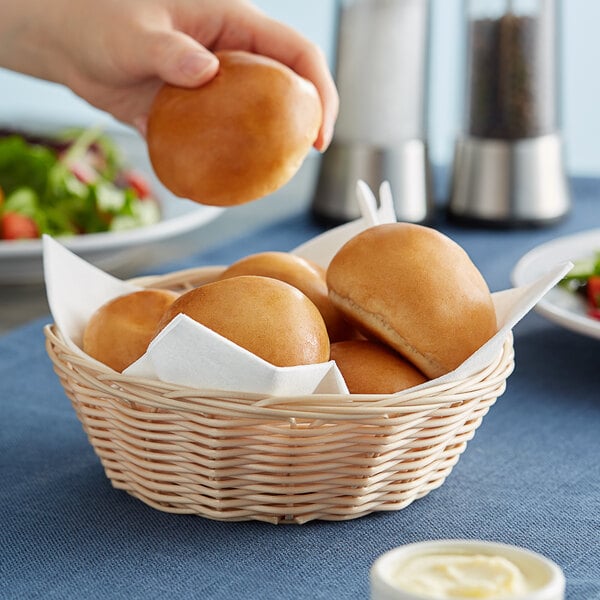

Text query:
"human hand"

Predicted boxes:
[[0, 0, 338, 151]]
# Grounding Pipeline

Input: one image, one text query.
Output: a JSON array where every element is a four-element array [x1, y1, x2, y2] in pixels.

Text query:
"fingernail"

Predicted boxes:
[[180, 52, 218, 81], [318, 122, 334, 153], [133, 116, 148, 138]]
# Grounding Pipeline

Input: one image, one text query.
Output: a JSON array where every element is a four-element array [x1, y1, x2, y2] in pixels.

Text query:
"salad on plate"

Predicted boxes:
[[559, 252, 600, 320], [0, 127, 160, 241]]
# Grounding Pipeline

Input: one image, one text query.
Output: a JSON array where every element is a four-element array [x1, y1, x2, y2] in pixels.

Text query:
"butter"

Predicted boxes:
[[371, 540, 565, 600], [391, 553, 529, 599]]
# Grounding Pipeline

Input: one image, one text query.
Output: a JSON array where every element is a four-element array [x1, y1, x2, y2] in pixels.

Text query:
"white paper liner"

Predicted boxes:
[[43, 180, 572, 397]]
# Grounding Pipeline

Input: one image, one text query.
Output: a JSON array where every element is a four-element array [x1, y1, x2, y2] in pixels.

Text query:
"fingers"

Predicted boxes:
[[295, 47, 339, 153], [136, 5, 339, 151], [143, 29, 219, 88], [243, 14, 339, 152]]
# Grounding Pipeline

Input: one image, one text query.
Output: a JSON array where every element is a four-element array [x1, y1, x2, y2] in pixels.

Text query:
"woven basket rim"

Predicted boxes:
[[44, 322, 514, 419]]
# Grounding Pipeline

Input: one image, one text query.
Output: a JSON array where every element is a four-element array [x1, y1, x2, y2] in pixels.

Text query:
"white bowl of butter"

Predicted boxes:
[[370, 539, 565, 600]]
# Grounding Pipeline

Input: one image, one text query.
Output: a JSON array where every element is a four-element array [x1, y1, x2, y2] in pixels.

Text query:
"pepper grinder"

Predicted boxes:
[[311, 0, 433, 224], [449, 0, 570, 226]]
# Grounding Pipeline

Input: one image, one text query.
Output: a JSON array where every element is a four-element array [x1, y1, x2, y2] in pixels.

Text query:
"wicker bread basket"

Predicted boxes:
[[44, 265, 515, 524]]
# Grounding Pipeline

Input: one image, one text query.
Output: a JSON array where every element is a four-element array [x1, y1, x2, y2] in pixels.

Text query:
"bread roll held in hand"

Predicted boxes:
[[83, 289, 179, 372], [326, 223, 497, 379], [217, 251, 352, 342], [330, 340, 428, 394], [147, 50, 322, 207], [154, 275, 330, 367]]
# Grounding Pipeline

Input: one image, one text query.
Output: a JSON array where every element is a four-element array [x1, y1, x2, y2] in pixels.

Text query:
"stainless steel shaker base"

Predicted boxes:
[[311, 140, 434, 224], [448, 134, 570, 227]]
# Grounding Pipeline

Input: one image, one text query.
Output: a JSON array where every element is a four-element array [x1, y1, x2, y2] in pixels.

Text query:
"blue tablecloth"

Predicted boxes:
[[1, 178, 599, 600]]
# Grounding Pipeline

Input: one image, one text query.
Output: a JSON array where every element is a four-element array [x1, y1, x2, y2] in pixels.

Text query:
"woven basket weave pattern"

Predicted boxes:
[[45, 267, 514, 524]]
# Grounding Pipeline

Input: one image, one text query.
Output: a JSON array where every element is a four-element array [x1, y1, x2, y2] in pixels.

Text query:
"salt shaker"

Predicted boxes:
[[311, 0, 433, 224], [448, 0, 570, 226]]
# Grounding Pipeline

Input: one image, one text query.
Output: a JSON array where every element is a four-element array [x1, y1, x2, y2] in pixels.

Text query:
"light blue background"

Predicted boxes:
[[0, 0, 598, 176]]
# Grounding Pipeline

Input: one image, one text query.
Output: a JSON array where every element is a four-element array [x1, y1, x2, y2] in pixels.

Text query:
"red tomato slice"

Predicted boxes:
[[587, 275, 600, 311], [123, 170, 151, 199], [0, 212, 39, 240]]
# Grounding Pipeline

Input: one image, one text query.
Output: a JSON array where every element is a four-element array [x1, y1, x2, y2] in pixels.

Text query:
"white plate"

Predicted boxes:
[[511, 229, 600, 339], [0, 119, 222, 284]]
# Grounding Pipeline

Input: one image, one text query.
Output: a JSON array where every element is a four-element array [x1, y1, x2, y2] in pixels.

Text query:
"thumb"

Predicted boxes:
[[144, 30, 219, 87]]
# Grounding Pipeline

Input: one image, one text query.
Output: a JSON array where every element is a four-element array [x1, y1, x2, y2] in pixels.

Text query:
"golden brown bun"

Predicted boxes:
[[330, 340, 428, 394], [326, 223, 497, 379], [154, 275, 330, 367], [217, 251, 352, 342], [147, 50, 322, 206], [83, 289, 179, 372]]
